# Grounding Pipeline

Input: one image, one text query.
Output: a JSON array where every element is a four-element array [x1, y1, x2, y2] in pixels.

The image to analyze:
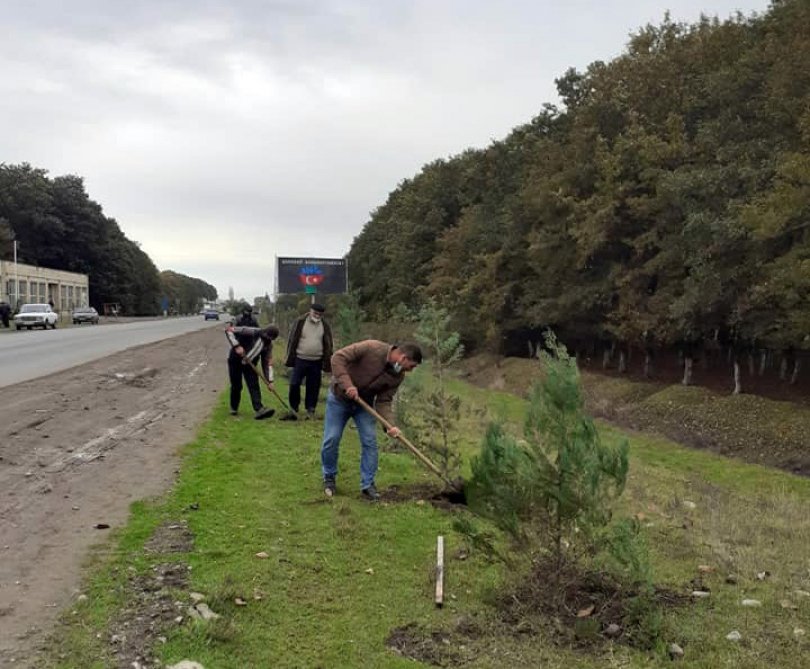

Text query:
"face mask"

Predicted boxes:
[[391, 361, 403, 374], [309, 314, 321, 323]]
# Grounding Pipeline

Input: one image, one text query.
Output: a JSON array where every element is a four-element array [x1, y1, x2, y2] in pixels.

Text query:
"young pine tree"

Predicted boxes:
[[462, 332, 629, 575], [399, 299, 465, 481]]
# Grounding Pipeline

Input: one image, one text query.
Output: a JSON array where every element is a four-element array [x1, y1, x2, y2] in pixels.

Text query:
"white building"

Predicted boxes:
[[0, 260, 89, 311]]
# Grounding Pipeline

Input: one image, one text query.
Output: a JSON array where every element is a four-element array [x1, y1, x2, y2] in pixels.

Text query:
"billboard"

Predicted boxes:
[[276, 257, 348, 295]]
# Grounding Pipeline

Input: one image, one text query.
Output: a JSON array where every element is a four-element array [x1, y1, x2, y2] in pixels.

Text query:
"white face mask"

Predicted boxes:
[[309, 313, 321, 323], [391, 361, 403, 374]]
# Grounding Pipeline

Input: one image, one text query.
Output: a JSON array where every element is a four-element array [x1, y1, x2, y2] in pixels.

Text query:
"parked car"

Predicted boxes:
[[72, 306, 99, 325], [15, 303, 58, 330], [204, 309, 220, 321]]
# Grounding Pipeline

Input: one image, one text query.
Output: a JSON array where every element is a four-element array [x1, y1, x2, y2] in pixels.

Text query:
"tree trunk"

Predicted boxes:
[[618, 349, 627, 374], [759, 350, 768, 376], [733, 360, 742, 395], [790, 359, 801, 385], [748, 353, 755, 377], [602, 349, 611, 370], [527, 340, 535, 358], [682, 357, 693, 386], [644, 352, 653, 379], [780, 357, 789, 381]]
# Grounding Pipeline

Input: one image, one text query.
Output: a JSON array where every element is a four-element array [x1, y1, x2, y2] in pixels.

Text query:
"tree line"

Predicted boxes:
[[347, 0, 810, 391], [0, 163, 216, 315]]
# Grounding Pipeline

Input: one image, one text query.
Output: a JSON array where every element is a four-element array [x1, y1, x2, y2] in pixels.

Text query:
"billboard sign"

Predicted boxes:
[[276, 257, 348, 295]]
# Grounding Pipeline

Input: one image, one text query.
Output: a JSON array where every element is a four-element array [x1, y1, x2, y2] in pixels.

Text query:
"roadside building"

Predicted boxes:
[[0, 260, 89, 311]]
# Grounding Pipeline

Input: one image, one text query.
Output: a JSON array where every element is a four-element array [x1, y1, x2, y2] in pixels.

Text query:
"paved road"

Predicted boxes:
[[0, 317, 224, 388]]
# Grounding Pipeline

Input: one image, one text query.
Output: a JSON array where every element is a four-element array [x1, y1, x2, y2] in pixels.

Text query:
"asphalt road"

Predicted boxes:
[[0, 317, 224, 388]]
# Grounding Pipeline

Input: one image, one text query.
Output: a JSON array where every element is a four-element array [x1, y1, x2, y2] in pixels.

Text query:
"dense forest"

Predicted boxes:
[[348, 0, 810, 390], [0, 163, 216, 315]]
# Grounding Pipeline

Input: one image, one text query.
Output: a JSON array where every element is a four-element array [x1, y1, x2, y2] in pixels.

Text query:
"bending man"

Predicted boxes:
[[321, 340, 422, 501], [226, 324, 279, 419]]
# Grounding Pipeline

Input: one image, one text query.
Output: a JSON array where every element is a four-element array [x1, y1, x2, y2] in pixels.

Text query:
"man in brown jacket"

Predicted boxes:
[[321, 339, 422, 500]]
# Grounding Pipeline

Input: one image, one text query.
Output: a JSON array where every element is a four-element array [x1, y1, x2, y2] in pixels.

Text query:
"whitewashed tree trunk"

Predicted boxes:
[[790, 359, 801, 385], [527, 340, 535, 358], [733, 360, 742, 394], [644, 352, 653, 378], [682, 357, 693, 386], [618, 350, 627, 373], [759, 350, 768, 376], [602, 349, 611, 369]]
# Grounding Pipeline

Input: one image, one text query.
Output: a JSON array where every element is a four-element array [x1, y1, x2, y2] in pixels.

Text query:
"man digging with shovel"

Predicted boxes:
[[321, 340, 422, 501], [226, 324, 280, 420]]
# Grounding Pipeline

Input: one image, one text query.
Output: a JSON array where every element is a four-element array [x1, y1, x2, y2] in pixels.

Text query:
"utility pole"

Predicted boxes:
[[13, 240, 19, 308]]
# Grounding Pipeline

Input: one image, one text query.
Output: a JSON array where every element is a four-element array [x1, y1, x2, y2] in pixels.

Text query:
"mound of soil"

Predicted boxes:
[[378, 482, 467, 509], [460, 354, 810, 476]]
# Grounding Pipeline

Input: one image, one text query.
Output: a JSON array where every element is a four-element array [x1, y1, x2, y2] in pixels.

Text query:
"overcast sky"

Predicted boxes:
[[2, 0, 768, 301]]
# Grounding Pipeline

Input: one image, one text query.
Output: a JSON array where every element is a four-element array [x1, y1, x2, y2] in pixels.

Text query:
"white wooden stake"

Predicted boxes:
[[435, 535, 444, 608]]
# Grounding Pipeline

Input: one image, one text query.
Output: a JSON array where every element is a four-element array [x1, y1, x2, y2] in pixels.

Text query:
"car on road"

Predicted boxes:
[[15, 304, 59, 330], [72, 306, 99, 325], [203, 309, 220, 320]]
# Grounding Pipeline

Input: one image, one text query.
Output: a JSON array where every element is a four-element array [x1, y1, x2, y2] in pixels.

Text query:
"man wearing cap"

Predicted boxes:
[[235, 303, 259, 327], [284, 303, 334, 419]]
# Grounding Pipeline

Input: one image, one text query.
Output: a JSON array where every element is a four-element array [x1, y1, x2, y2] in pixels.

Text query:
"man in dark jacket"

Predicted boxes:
[[0, 301, 10, 328], [226, 324, 279, 419], [321, 339, 422, 501], [284, 303, 334, 419], [235, 304, 259, 327]]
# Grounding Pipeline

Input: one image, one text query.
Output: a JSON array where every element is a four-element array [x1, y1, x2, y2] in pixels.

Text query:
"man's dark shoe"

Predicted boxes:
[[229, 409, 238, 416], [361, 485, 380, 502], [324, 477, 336, 498], [254, 406, 275, 420], [305, 409, 316, 420], [280, 411, 298, 421]]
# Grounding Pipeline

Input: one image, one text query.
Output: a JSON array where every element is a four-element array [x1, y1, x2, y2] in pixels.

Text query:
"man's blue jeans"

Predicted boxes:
[[321, 390, 378, 490]]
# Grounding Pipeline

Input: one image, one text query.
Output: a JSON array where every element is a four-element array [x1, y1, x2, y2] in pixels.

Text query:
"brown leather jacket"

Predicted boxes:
[[329, 340, 404, 423]]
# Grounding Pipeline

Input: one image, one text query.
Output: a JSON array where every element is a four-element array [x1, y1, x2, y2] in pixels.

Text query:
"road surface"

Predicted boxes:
[[0, 317, 222, 388]]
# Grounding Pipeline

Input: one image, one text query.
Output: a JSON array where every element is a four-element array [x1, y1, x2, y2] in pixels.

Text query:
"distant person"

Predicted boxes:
[[283, 303, 333, 420], [321, 340, 422, 501], [235, 304, 259, 327], [48, 298, 55, 310], [226, 324, 279, 420], [0, 301, 10, 328]]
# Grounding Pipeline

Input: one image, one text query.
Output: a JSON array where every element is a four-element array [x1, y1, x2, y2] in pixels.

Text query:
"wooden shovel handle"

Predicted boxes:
[[353, 396, 451, 486]]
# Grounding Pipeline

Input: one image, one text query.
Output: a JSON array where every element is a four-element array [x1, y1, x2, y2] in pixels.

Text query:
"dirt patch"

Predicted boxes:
[[497, 559, 688, 651], [386, 618, 480, 667], [379, 482, 468, 509], [0, 327, 227, 667], [107, 562, 192, 669], [144, 520, 194, 555]]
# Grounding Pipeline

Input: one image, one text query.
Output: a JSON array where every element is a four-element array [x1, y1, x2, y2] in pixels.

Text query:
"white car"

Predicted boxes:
[[15, 303, 59, 330]]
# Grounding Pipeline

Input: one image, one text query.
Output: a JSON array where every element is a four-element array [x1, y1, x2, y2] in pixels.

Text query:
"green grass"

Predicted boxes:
[[44, 373, 810, 668]]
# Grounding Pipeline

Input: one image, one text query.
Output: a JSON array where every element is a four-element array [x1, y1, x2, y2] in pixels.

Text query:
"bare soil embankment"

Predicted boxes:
[[461, 354, 810, 475]]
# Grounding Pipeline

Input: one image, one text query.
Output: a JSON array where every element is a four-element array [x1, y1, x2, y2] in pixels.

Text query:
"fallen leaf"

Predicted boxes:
[[255, 551, 269, 559], [365, 568, 374, 575], [577, 605, 595, 618], [235, 598, 247, 606]]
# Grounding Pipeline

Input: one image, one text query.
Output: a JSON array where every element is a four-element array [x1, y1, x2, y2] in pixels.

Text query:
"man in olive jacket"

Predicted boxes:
[[321, 339, 422, 501], [284, 303, 333, 418]]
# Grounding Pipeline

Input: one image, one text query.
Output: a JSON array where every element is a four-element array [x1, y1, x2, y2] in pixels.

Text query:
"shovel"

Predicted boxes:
[[353, 396, 464, 495], [244, 358, 296, 417]]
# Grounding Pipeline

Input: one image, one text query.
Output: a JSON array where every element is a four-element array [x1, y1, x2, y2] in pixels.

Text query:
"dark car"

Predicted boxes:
[[72, 306, 99, 325], [204, 309, 220, 321]]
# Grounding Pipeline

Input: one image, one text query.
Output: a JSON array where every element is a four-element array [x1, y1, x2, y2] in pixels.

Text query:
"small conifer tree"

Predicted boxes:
[[462, 332, 629, 575], [398, 299, 464, 480]]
